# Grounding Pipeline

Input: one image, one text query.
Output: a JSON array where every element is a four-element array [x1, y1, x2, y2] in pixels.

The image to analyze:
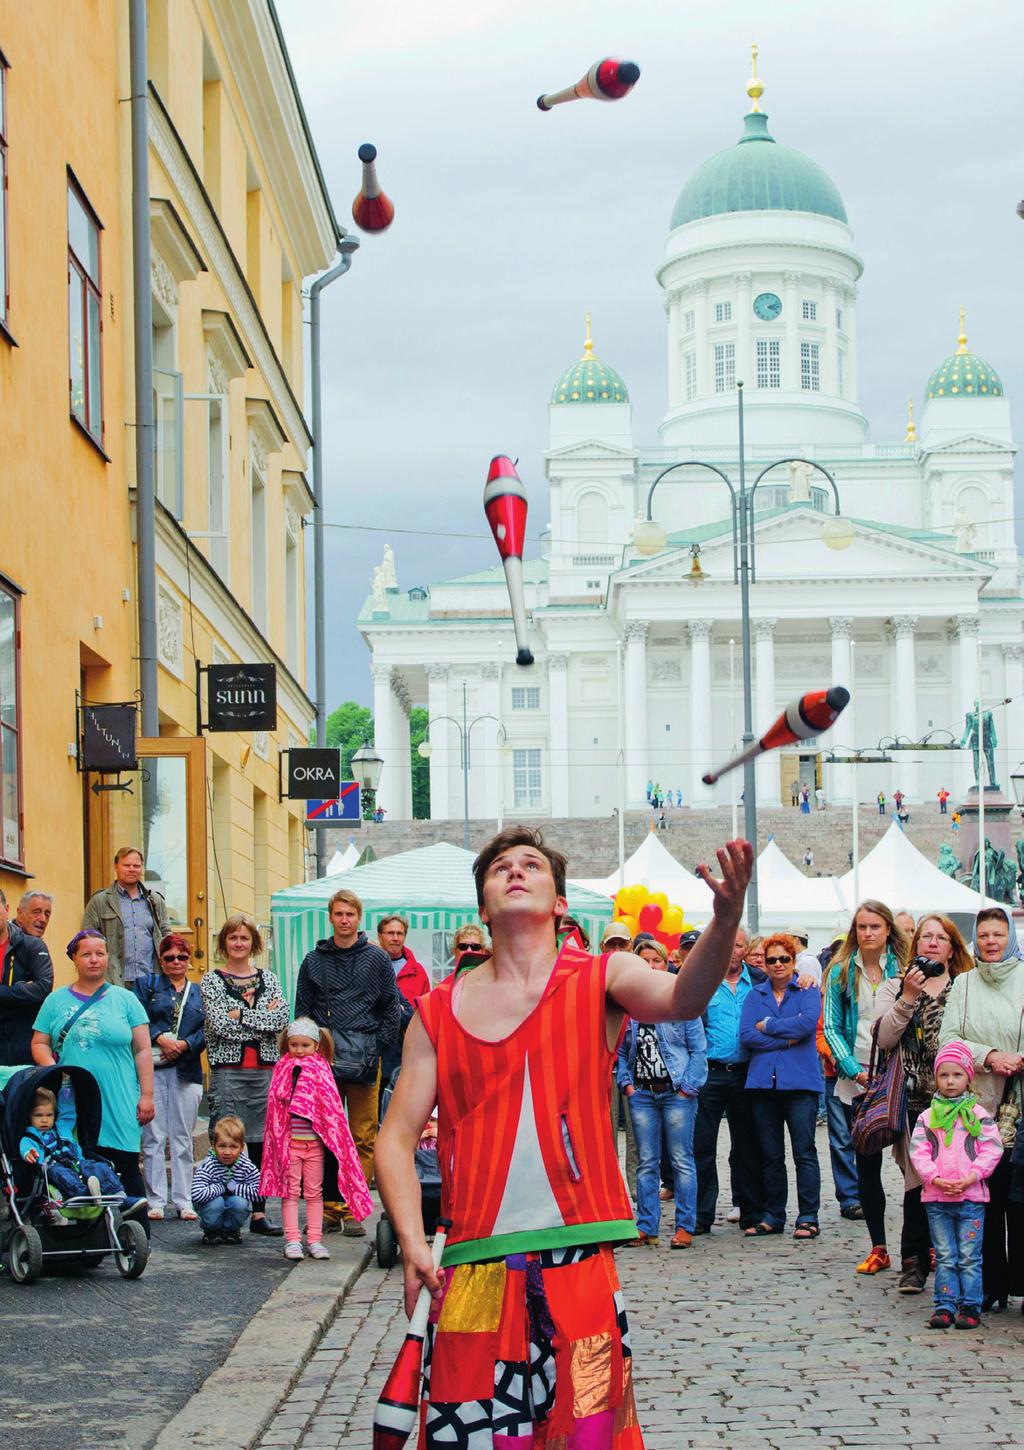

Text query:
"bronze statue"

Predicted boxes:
[[960, 706, 998, 790], [969, 837, 1017, 904], [937, 842, 962, 879]]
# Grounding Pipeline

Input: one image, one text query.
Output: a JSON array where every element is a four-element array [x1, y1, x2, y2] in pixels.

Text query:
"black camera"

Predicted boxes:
[[911, 954, 946, 979]]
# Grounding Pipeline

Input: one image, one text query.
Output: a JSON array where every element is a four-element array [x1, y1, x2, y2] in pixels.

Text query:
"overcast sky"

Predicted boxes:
[[277, 0, 1023, 710]]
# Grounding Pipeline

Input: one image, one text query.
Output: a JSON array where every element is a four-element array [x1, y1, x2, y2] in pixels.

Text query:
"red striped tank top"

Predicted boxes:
[[417, 940, 637, 1266]]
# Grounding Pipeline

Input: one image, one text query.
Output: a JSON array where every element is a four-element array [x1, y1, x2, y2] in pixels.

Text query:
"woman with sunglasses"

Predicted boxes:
[[740, 933, 823, 1239], [872, 914, 972, 1294], [823, 900, 910, 1274], [132, 934, 207, 1220]]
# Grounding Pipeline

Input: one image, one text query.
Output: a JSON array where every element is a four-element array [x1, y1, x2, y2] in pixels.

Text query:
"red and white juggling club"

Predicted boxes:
[[484, 455, 534, 666], [372, 1220, 450, 1450], [352, 143, 395, 234], [537, 57, 641, 112], [702, 686, 851, 786]]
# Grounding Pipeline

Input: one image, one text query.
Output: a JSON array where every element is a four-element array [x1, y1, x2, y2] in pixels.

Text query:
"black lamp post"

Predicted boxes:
[[351, 741, 384, 820]]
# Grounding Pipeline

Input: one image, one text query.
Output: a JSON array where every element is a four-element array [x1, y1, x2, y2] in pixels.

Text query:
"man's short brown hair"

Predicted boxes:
[[472, 826, 568, 909], [377, 913, 408, 934], [327, 888, 363, 918], [114, 846, 144, 864]]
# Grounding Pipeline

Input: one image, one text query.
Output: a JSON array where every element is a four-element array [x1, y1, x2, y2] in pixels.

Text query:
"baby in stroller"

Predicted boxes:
[[20, 1087, 143, 1220]]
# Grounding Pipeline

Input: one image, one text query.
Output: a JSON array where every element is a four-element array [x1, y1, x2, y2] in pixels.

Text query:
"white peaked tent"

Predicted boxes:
[[757, 839, 806, 883], [325, 840, 360, 875], [571, 833, 715, 919], [838, 821, 998, 916]]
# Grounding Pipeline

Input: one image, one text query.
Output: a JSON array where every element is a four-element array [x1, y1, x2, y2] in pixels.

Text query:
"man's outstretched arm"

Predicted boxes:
[[607, 839, 753, 1023], [375, 1013, 444, 1318]]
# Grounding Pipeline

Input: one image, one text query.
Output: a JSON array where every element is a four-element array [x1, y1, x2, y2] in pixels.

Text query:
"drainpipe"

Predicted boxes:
[[129, 0, 158, 736], [309, 237, 359, 875]]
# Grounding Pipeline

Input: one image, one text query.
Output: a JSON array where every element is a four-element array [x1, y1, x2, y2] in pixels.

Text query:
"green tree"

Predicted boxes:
[[410, 707, 430, 819], [323, 701, 373, 777]]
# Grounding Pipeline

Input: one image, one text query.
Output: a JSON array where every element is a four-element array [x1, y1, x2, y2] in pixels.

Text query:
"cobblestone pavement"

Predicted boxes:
[[257, 1136, 1024, 1449]]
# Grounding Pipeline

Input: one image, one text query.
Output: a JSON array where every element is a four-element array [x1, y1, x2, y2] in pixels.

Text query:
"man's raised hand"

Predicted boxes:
[[695, 840, 753, 923]]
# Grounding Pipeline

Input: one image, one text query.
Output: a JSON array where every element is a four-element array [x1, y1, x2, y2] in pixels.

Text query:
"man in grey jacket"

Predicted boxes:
[[82, 846, 169, 985]]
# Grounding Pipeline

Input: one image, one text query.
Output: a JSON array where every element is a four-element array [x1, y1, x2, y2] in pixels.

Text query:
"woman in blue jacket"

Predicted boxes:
[[132, 933, 206, 1220], [616, 938, 708, 1248], [741, 932, 824, 1239]]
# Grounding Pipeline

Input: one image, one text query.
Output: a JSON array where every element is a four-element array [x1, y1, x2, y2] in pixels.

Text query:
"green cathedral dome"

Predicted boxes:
[[551, 318, 629, 405], [670, 110, 847, 230], [926, 319, 1003, 399]]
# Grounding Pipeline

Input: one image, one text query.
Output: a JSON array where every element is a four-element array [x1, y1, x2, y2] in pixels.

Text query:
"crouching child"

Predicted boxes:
[[191, 1115, 260, 1245]]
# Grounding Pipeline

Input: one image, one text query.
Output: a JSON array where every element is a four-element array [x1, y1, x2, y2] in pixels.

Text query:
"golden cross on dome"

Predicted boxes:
[[582, 312, 594, 360], [957, 306, 968, 354], [747, 43, 764, 112], [904, 398, 917, 442]]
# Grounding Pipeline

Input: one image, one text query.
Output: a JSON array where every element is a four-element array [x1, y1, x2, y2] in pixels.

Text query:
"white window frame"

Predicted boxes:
[[713, 342, 735, 394], [250, 441, 268, 631], [683, 308, 695, 334], [513, 747, 543, 809], [800, 341, 820, 392], [684, 349, 697, 401], [755, 339, 781, 390], [511, 686, 540, 711], [802, 300, 817, 321], [285, 531, 299, 671], [713, 301, 732, 324]]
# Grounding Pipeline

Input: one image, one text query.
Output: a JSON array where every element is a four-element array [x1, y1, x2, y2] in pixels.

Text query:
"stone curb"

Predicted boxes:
[[150, 1236, 374, 1450]]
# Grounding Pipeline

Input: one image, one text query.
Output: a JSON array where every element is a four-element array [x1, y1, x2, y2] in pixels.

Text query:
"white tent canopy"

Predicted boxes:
[[838, 821, 998, 916], [325, 840, 361, 875], [571, 833, 714, 919], [757, 839, 806, 883]]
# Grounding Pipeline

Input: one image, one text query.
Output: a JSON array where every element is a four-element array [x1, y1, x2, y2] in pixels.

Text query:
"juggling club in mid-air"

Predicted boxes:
[[537, 57, 641, 112], [351, 143, 395, 234], [702, 686, 851, 786], [484, 455, 533, 666]]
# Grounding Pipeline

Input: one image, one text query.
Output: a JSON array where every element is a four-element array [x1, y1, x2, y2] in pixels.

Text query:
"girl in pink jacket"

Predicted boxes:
[[909, 1040, 1002, 1329], [260, 1018, 373, 1260]]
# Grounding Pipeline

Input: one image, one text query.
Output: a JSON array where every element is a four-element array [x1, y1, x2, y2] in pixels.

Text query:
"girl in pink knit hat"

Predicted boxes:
[[910, 1039, 1003, 1329]]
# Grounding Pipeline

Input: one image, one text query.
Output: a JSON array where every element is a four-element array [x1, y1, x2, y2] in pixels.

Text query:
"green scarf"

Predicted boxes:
[[928, 1091, 981, 1146]]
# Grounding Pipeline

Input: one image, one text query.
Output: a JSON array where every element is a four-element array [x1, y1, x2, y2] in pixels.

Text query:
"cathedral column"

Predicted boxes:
[[956, 615, 980, 797], [693, 281, 710, 397], [689, 619, 715, 808], [782, 272, 801, 389], [623, 623, 649, 806], [828, 617, 855, 805], [667, 291, 682, 409], [823, 280, 840, 395], [425, 664, 450, 820], [1002, 644, 1024, 794], [547, 654, 570, 818], [734, 272, 753, 388], [754, 619, 780, 805], [372, 664, 401, 817], [479, 661, 502, 822], [392, 674, 413, 819], [891, 616, 919, 799], [843, 286, 858, 402]]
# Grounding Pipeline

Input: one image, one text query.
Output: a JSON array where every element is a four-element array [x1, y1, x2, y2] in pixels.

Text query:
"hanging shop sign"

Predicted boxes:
[[285, 748, 342, 800], [80, 702, 138, 773], [205, 663, 277, 733]]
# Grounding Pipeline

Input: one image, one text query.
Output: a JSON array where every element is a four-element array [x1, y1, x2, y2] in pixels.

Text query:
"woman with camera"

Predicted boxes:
[[873, 915, 973, 1294]]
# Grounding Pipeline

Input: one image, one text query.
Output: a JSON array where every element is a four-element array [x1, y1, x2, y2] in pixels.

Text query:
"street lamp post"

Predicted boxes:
[[350, 740, 384, 821], [418, 682, 506, 850], [633, 384, 853, 932]]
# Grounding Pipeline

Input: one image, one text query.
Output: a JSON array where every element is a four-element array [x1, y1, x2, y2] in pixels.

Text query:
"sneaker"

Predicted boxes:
[[221, 1230, 243, 1246], [855, 1247, 891, 1275], [840, 1204, 865, 1220], [308, 1242, 331, 1260], [726, 1206, 741, 1223], [86, 1174, 103, 1203], [670, 1229, 692, 1249], [342, 1219, 367, 1238], [898, 1257, 927, 1294], [200, 1231, 221, 1247], [284, 1241, 304, 1260], [147, 1205, 165, 1220], [122, 1198, 149, 1220], [929, 1309, 955, 1329], [955, 1310, 981, 1329]]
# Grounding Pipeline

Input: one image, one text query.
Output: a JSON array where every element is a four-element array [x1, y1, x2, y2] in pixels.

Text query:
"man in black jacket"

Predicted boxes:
[[0, 888, 54, 1065], [294, 887, 400, 1234]]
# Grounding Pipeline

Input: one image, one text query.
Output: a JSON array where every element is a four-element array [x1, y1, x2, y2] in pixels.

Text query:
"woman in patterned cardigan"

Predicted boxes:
[[873, 914, 973, 1294]]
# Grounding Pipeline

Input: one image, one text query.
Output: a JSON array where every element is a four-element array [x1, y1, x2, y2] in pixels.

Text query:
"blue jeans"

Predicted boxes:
[[824, 1077, 860, 1210], [47, 1157, 126, 1203], [628, 1088, 697, 1235], [197, 1194, 252, 1235], [926, 1201, 985, 1314], [749, 1089, 821, 1228]]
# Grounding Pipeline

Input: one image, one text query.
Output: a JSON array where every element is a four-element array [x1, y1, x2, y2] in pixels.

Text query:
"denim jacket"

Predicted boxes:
[[616, 1017, 709, 1096], [132, 972, 206, 1085]]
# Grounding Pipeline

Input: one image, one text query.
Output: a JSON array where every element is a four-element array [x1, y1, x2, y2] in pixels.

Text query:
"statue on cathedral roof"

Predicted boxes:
[[381, 543, 397, 590], [953, 503, 978, 554], [371, 565, 389, 614]]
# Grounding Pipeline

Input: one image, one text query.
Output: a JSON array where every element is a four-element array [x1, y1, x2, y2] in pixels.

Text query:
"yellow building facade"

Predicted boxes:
[[0, 0, 341, 978]]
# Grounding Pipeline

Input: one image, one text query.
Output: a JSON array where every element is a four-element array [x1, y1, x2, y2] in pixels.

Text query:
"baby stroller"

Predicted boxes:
[[0, 1064, 150, 1284], [375, 1068, 441, 1269]]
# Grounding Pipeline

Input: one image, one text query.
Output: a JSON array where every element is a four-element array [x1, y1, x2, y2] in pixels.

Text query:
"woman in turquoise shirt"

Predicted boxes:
[[822, 900, 908, 1276], [32, 930, 154, 1221]]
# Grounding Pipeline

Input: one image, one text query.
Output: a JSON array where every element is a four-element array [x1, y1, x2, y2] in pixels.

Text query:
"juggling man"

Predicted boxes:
[[376, 824, 752, 1448]]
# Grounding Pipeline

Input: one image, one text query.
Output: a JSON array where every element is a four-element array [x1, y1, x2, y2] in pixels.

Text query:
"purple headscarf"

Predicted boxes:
[[66, 928, 106, 962]]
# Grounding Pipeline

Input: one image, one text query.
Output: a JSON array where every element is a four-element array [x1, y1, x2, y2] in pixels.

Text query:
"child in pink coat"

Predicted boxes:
[[260, 1018, 373, 1260], [909, 1039, 1002, 1329]]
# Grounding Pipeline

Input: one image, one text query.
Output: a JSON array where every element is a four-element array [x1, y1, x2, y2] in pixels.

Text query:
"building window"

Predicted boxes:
[[207, 395, 229, 578], [756, 338, 781, 389], [250, 441, 268, 631], [836, 308, 843, 330], [511, 686, 540, 710], [713, 342, 735, 394], [684, 348, 697, 400], [683, 308, 695, 334], [0, 51, 9, 330], [0, 582, 22, 867], [67, 177, 103, 441], [713, 301, 732, 323], [285, 533, 299, 671], [800, 340, 820, 392], [802, 300, 817, 321], [513, 748, 542, 809]]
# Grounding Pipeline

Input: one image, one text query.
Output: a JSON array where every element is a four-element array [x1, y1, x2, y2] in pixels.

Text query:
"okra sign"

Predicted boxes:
[[207, 663, 277, 732], [285, 748, 342, 800]]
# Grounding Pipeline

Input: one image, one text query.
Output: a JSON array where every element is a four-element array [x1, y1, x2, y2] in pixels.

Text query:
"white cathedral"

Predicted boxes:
[[359, 64, 1021, 823]]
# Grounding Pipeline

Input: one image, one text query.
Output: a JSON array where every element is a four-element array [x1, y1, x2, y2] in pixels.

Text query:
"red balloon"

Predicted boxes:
[[667, 933, 681, 951], [652, 928, 671, 946], [637, 903, 662, 932]]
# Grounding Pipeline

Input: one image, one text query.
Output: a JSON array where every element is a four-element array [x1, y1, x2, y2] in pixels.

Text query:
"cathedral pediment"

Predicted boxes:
[[921, 433, 1014, 457], [544, 440, 639, 463]]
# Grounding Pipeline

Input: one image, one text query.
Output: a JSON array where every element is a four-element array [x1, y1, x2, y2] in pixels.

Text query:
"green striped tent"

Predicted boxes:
[[270, 841, 615, 1005]]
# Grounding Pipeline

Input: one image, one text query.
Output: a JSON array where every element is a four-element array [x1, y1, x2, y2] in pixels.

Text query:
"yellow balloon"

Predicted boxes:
[[623, 885, 646, 914], [663, 906, 684, 934], [621, 915, 639, 938], [649, 892, 669, 913]]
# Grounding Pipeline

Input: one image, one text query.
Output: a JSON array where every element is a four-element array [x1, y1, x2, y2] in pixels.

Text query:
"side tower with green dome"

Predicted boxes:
[[657, 48, 868, 449]]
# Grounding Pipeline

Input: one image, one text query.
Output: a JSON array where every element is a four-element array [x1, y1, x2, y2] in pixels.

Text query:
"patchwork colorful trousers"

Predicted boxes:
[[419, 1243, 644, 1448]]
